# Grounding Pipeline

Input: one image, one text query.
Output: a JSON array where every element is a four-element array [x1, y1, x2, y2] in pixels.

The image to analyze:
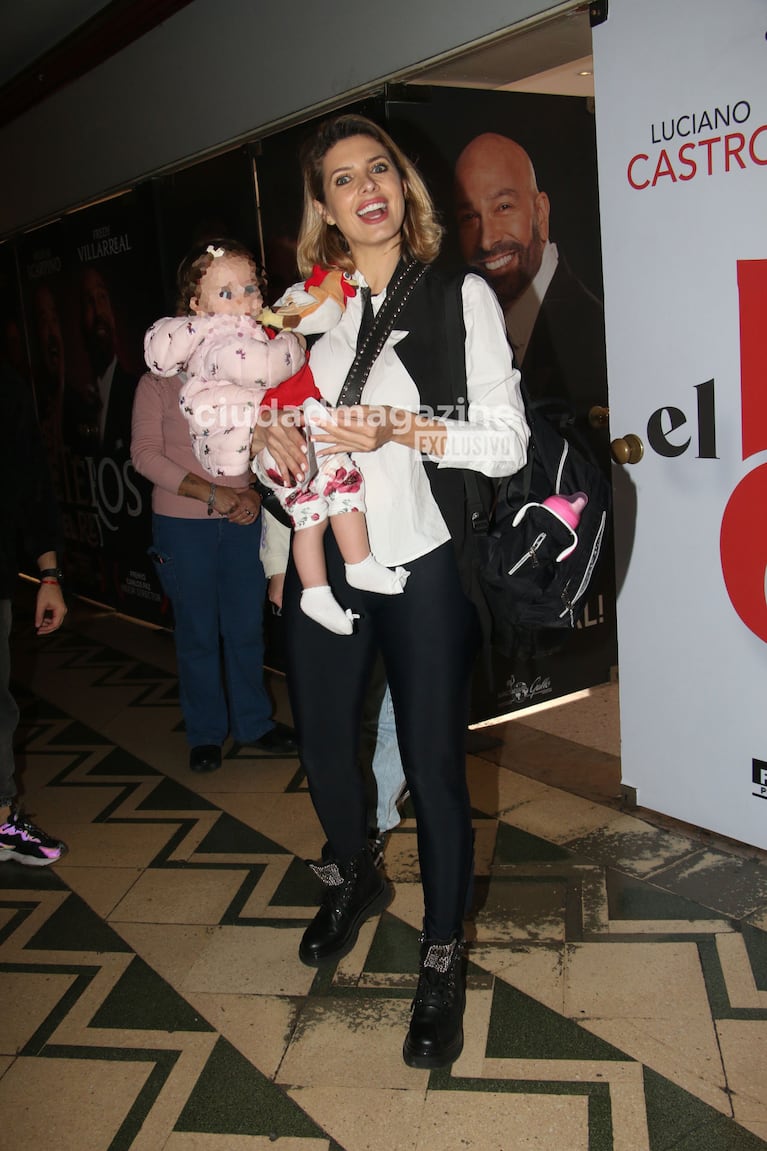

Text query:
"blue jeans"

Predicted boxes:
[[151, 513, 273, 748]]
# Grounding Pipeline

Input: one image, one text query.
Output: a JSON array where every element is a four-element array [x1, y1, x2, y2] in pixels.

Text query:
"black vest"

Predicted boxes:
[[391, 266, 494, 593]]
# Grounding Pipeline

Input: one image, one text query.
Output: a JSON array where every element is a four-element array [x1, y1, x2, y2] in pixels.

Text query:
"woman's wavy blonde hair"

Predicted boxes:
[[296, 114, 443, 277]]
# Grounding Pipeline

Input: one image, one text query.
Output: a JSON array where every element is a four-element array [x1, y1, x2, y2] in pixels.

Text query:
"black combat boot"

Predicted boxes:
[[299, 846, 391, 967], [402, 935, 466, 1069]]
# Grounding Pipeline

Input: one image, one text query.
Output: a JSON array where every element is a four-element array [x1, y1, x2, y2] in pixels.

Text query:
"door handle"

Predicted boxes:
[[611, 433, 644, 465], [589, 405, 610, 428]]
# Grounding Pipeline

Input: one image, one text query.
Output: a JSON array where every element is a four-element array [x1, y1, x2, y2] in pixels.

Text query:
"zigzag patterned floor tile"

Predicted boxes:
[[2, 589, 767, 1149]]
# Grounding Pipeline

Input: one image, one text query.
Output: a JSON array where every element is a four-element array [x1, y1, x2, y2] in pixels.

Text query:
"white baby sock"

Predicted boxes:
[[345, 554, 410, 595], [300, 586, 357, 635]]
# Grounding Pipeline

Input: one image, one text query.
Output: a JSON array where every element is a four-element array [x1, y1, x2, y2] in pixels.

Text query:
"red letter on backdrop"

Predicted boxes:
[[736, 260, 767, 460], [720, 260, 767, 641]]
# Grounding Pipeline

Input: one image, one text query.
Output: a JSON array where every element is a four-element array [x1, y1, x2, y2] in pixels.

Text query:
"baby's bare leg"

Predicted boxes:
[[329, 509, 374, 565], [292, 521, 332, 588]]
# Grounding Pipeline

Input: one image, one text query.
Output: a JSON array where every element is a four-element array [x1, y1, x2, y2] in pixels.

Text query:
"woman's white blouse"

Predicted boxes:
[[308, 270, 529, 568]]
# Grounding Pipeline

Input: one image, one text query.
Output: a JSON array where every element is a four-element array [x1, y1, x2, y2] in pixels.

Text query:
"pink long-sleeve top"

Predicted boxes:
[[131, 371, 250, 519]]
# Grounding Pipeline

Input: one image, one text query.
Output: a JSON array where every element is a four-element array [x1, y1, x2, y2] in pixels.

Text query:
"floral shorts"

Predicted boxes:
[[253, 449, 366, 531]]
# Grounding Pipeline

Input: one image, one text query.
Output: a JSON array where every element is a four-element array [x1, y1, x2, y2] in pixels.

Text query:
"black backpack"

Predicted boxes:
[[444, 274, 612, 659]]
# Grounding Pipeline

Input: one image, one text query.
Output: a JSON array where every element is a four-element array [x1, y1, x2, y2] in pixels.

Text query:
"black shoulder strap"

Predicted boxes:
[[443, 271, 492, 533], [336, 259, 428, 407]]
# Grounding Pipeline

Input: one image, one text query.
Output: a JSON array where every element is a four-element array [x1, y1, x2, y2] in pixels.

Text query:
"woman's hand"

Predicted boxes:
[[251, 407, 309, 485], [228, 485, 261, 527], [310, 404, 400, 456], [312, 404, 449, 459], [211, 485, 241, 518], [177, 471, 262, 523]]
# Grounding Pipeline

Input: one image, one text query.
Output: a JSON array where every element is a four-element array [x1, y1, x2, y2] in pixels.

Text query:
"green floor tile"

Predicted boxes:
[[486, 978, 629, 1062], [174, 1036, 328, 1139], [26, 890, 133, 952], [86, 748, 162, 776], [90, 955, 214, 1032], [493, 822, 574, 864], [365, 913, 422, 974], [196, 811, 290, 855], [742, 923, 767, 993], [45, 720, 113, 746], [477, 874, 567, 939], [644, 1066, 767, 1149], [218, 868, 267, 923], [136, 777, 218, 811], [15, 694, 69, 720], [607, 870, 723, 922], [0, 864, 69, 892]]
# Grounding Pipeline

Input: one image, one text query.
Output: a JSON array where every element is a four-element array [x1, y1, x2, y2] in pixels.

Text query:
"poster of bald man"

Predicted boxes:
[[386, 85, 616, 717]]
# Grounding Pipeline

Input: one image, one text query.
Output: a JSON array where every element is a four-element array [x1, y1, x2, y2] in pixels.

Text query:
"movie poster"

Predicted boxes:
[[19, 220, 101, 600], [19, 190, 166, 621], [385, 85, 617, 721]]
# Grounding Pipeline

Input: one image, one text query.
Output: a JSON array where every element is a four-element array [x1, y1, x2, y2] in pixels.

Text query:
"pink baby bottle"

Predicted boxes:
[[542, 491, 588, 527]]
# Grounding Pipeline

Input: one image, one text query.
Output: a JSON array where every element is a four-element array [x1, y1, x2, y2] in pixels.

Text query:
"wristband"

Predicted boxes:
[[206, 484, 217, 516], [39, 567, 63, 582]]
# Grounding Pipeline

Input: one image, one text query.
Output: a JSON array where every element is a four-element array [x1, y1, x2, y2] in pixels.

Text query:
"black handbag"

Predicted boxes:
[[443, 274, 611, 658]]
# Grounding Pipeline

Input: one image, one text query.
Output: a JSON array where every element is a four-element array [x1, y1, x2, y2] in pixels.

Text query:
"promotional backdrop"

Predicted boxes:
[[593, 0, 767, 846], [19, 191, 165, 620], [385, 85, 617, 721]]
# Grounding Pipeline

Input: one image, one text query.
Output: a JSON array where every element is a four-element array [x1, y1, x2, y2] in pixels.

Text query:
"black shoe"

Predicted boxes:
[[189, 744, 222, 773], [239, 723, 298, 757], [299, 846, 391, 967], [403, 936, 466, 1069]]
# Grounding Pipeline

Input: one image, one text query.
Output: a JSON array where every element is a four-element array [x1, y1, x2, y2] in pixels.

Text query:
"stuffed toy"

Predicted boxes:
[[260, 266, 359, 334]]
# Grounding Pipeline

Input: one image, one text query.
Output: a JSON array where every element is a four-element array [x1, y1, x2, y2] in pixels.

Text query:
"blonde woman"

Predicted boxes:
[[252, 114, 529, 1068]]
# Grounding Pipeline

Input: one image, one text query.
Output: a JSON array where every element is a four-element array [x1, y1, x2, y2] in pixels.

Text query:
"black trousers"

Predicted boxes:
[[283, 536, 478, 940]]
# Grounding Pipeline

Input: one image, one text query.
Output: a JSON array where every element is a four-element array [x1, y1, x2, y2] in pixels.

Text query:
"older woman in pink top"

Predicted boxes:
[[130, 239, 298, 774]]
